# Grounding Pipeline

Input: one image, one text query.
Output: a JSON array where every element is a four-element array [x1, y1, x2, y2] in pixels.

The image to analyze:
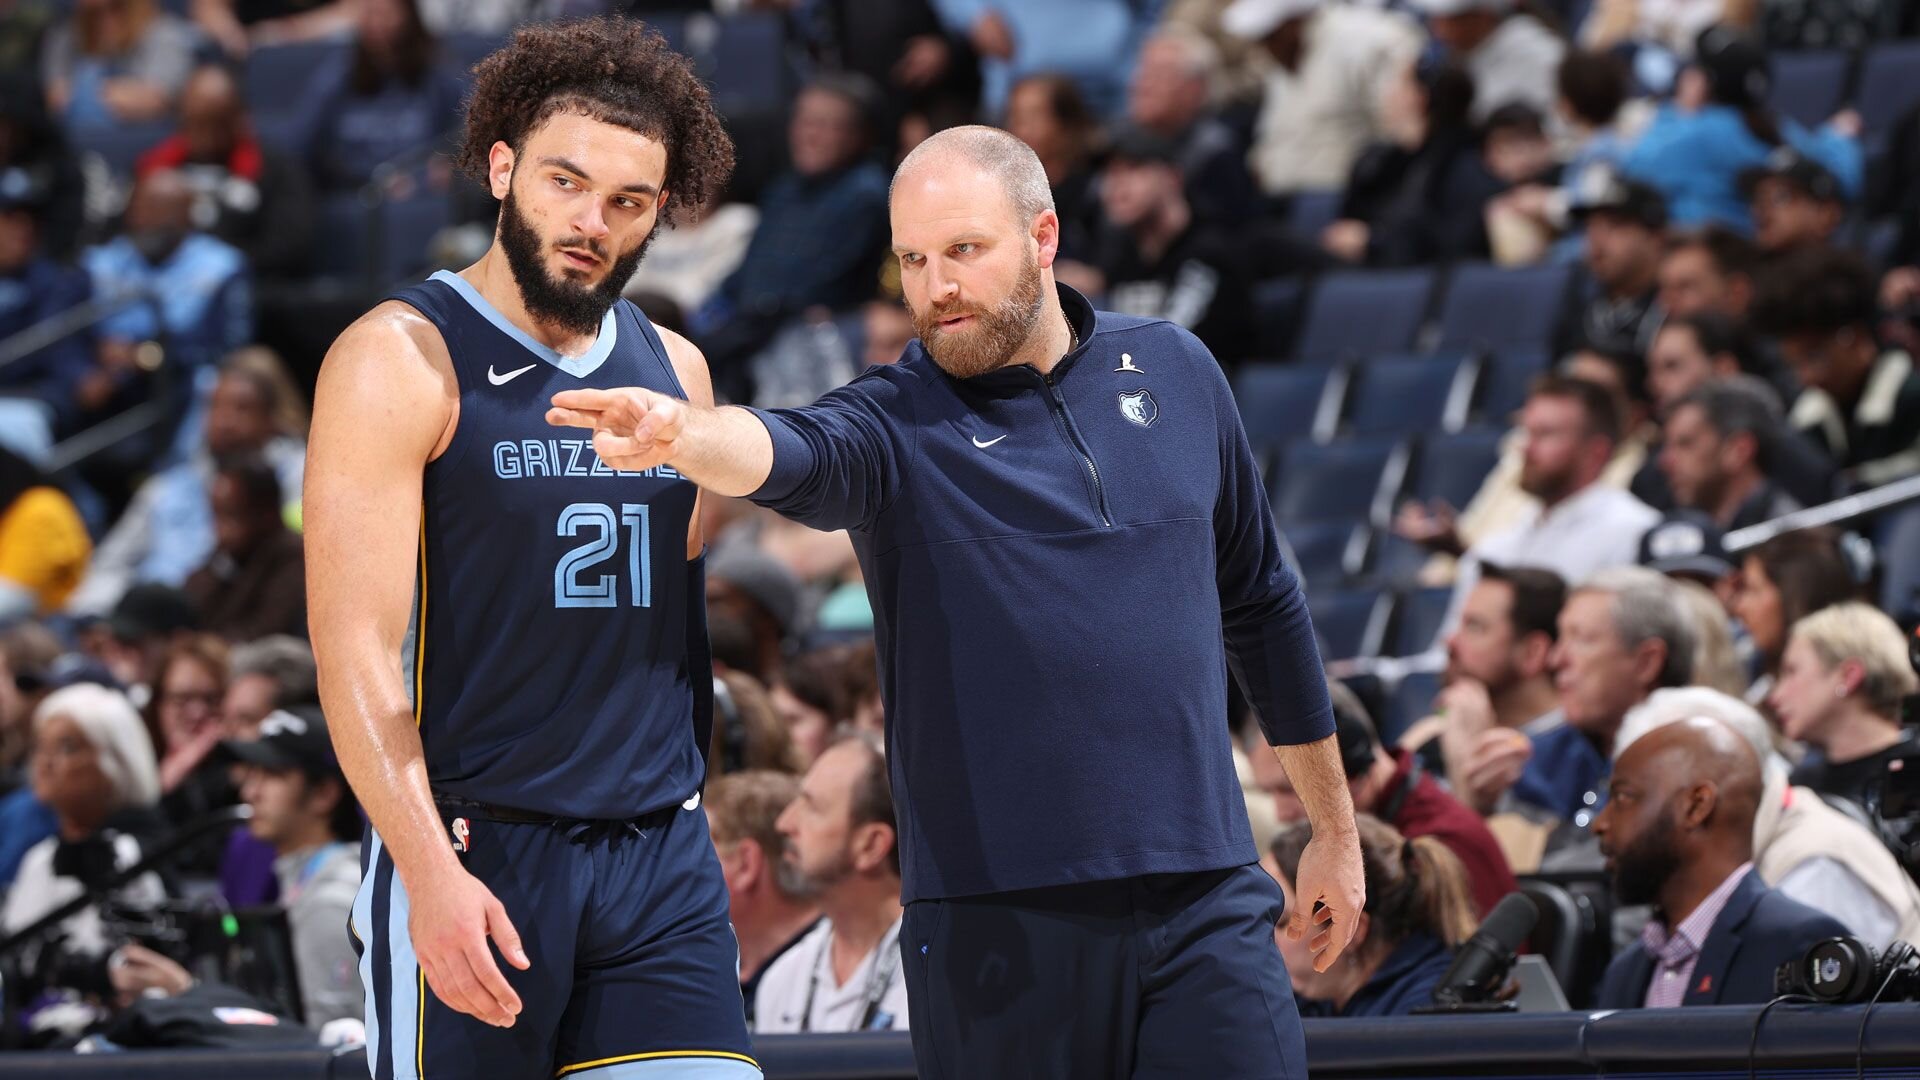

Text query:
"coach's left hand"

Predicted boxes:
[[1285, 828, 1365, 972]]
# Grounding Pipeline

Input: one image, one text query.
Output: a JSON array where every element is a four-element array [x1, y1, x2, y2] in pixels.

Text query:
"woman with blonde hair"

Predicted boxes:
[[1264, 814, 1480, 1017], [1771, 602, 1920, 808]]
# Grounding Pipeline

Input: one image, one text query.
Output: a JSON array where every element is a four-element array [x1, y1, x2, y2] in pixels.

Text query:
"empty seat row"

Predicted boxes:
[[1275, 262, 1576, 364], [1767, 41, 1920, 137], [1302, 585, 1453, 666], [1235, 350, 1543, 454]]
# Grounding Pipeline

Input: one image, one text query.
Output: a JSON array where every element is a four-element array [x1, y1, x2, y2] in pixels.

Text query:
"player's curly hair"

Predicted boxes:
[[458, 16, 734, 226]]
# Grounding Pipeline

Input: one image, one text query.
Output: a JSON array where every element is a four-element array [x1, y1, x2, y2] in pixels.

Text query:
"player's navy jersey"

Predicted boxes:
[[387, 270, 700, 820]]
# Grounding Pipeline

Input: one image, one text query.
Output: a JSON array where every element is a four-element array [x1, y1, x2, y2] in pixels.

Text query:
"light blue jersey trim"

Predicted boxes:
[[565, 1059, 763, 1079], [429, 269, 619, 378]]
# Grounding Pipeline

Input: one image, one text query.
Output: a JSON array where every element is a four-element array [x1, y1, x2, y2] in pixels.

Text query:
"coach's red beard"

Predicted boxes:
[[911, 255, 1046, 379]]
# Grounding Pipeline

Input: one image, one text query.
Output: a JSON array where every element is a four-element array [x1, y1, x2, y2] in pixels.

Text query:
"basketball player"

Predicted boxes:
[[550, 126, 1366, 1078], [305, 20, 749, 1079]]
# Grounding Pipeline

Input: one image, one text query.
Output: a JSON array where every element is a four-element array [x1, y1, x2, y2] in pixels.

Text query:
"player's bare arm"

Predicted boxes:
[[307, 302, 530, 1029], [657, 324, 720, 558], [1273, 736, 1367, 972], [547, 332, 775, 499]]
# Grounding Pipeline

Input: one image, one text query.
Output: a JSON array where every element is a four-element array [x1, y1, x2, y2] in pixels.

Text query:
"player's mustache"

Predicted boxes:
[[554, 239, 608, 262]]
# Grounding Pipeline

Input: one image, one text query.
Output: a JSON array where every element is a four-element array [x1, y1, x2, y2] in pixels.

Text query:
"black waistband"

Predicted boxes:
[[432, 792, 681, 831]]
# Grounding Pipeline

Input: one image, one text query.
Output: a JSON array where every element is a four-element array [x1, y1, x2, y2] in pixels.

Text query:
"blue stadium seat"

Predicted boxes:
[[1433, 264, 1573, 353], [1234, 364, 1334, 453], [1282, 520, 1363, 596], [1768, 51, 1852, 129], [1473, 347, 1552, 424], [1382, 670, 1441, 742], [1251, 278, 1305, 357], [441, 32, 510, 88], [1311, 589, 1389, 660], [246, 41, 348, 116], [1392, 586, 1454, 657], [1858, 42, 1920, 140], [1271, 438, 1404, 525], [1286, 190, 1343, 238], [1343, 352, 1473, 437], [1409, 427, 1506, 509], [313, 189, 449, 282], [68, 121, 172, 175], [1365, 529, 1430, 589], [1290, 269, 1436, 364]]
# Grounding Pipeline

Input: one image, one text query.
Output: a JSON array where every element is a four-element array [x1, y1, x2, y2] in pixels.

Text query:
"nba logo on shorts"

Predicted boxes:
[[1118, 390, 1157, 428], [451, 817, 471, 853]]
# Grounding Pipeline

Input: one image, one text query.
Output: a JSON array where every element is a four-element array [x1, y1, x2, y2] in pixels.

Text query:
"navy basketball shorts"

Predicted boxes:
[[349, 798, 756, 1079], [901, 863, 1307, 1079]]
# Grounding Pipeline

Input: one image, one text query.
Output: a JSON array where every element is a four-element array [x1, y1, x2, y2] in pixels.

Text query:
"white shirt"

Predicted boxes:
[[1775, 857, 1901, 952], [1465, 15, 1567, 123], [1247, 6, 1424, 195], [753, 916, 909, 1034]]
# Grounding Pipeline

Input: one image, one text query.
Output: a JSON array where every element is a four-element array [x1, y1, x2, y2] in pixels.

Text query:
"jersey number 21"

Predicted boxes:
[[555, 501, 652, 608]]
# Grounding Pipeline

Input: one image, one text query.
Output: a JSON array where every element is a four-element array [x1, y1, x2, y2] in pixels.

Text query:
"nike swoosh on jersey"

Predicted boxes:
[[488, 363, 538, 386], [972, 435, 1008, 448]]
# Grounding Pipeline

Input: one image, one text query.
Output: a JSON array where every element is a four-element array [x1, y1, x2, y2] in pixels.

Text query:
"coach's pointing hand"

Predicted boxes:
[[549, 387, 686, 473], [1285, 826, 1366, 973]]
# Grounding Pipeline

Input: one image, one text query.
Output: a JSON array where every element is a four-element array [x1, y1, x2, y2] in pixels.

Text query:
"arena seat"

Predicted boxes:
[[1251, 278, 1306, 357], [1408, 427, 1506, 510], [1857, 41, 1920, 141], [1433, 264, 1573, 353], [1271, 437, 1405, 526], [1390, 586, 1453, 657], [1311, 588, 1391, 659], [1290, 269, 1436, 365], [245, 41, 347, 154], [1381, 669, 1440, 741], [1342, 352, 1474, 437], [1768, 50, 1852, 129], [1235, 363, 1337, 454], [1473, 347, 1552, 424], [1283, 520, 1364, 596], [1285, 189, 1344, 239]]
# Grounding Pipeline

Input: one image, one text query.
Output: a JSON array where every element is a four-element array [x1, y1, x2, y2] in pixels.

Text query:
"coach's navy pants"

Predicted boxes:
[[901, 863, 1307, 1079]]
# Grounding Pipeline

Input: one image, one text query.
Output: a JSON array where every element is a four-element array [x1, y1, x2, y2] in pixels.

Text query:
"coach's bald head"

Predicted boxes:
[[1594, 716, 1762, 911], [888, 126, 1069, 380]]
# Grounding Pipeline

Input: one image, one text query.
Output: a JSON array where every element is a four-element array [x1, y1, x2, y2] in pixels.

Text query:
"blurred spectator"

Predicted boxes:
[[926, 0, 1139, 118], [68, 353, 305, 614], [1323, 60, 1502, 267], [1623, 26, 1859, 232], [1592, 715, 1848, 1006], [1001, 73, 1102, 260], [1740, 149, 1844, 257], [1771, 603, 1920, 809], [1658, 378, 1800, 530], [1656, 226, 1755, 320], [192, 0, 358, 58], [1618, 687, 1920, 950], [78, 168, 253, 419], [0, 684, 167, 1040], [40, 0, 200, 130], [698, 75, 890, 392], [1727, 527, 1857, 695], [1410, 0, 1565, 123], [757, 732, 907, 1033], [1265, 814, 1477, 1017], [1124, 29, 1260, 227], [1564, 171, 1668, 357], [1481, 104, 1556, 188], [219, 705, 362, 1028], [1224, 0, 1423, 198], [1161, 0, 1267, 105], [709, 549, 801, 685], [183, 456, 305, 641], [1089, 127, 1253, 364], [1440, 377, 1661, 632], [861, 298, 915, 368], [1489, 51, 1640, 265], [1245, 694, 1517, 916], [708, 770, 820, 1027], [1638, 512, 1737, 601], [0, 446, 90, 620], [222, 634, 316, 740], [711, 670, 804, 779], [0, 2, 58, 76], [773, 648, 854, 769], [1758, 247, 1920, 491], [88, 582, 196, 704], [1672, 577, 1748, 698], [806, 0, 980, 152], [840, 638, 883, 736], [1644, 312, 1751, 411], [0, 175, 93, 445], [152, 633, 234, 831], [135, 64, 316, 279], [302, 0, 461, 192], [0, 82, 86, 260], [620, 199, 759, 322], [1578, 0, 1729, 57], [0, 626, 62, 889]]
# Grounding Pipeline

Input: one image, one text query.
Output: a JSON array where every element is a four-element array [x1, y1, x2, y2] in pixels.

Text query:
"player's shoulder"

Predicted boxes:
[[317, 299, 457, 406], [328, 299, 446, 369]]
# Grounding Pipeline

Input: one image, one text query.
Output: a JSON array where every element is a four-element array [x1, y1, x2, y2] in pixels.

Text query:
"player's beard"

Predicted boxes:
[[498, 188, 653, 337], [910, 248, 1046, 380]]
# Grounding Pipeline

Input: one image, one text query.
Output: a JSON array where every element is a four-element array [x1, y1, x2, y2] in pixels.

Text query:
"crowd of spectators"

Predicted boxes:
[[2, 0, 1920, 1055]]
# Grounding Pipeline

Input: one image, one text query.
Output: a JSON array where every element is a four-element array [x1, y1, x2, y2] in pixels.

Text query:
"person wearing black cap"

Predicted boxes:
[[1089, 126, 1255, 366], [1741, 149, 1845, 255], [1566, 168, 1669, 358], [1639, 511, 1737, 597], [221, 706, 363, 1029], [1623, 25, 1860, 232], [1657, 377, 1802, 531]]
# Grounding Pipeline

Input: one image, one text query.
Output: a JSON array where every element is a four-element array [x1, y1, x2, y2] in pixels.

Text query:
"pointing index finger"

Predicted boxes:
[[550, 388, 625, 413]]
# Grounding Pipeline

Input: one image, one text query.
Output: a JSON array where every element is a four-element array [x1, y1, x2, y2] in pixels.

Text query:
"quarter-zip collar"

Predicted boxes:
[[953, 283, 1099, 397]]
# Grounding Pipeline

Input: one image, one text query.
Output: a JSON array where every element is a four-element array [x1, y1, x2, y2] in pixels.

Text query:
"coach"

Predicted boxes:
[[550, 125, 1363, 1078]]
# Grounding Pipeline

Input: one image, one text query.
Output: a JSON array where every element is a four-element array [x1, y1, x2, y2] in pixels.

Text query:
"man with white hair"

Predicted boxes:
[[1409, 0, 1565, 123], [1222, 0, 1424, 196], [1618, 686, 1920, 950], [551, 123, 1364, 1079]]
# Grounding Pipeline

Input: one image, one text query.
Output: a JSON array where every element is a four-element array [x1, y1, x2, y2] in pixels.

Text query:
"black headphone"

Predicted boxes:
[[1776, 937, 1920, 1004], [714, 675, 747, 775]]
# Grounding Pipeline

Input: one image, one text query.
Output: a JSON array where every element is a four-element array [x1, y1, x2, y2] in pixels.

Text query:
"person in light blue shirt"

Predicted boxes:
[[928, 0, 1146, 117], [1623, 26, 1859, 233]]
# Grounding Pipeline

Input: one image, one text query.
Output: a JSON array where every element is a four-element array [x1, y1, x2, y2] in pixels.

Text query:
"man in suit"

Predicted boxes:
[[1593, 717, 1849, 1007]]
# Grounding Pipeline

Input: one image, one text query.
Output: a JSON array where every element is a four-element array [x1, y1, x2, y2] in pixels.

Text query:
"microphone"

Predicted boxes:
[[1417, 892, 1540, 1013]]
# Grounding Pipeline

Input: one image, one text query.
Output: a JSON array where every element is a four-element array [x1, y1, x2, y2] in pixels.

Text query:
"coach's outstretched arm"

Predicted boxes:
[[307, 306, 530, 1029], [1208, 352, 1366, 973]]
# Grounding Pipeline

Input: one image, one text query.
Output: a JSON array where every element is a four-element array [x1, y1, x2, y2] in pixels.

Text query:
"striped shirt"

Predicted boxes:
[[1640, 863, 1754, 1007]]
